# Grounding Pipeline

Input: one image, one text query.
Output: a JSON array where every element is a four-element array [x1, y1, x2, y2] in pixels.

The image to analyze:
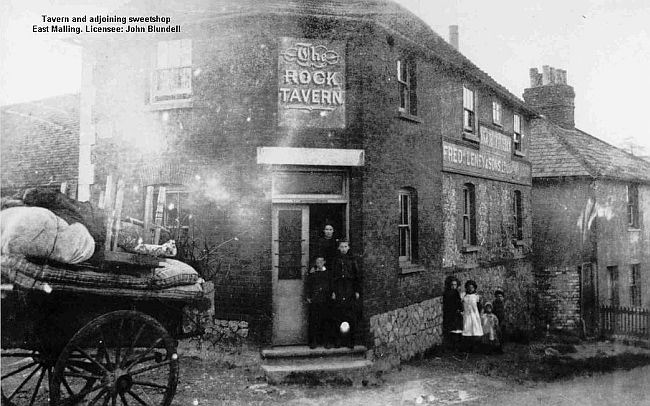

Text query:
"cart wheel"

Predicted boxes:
[[50, 310, 179, 406], [1, 348, 58, 406]]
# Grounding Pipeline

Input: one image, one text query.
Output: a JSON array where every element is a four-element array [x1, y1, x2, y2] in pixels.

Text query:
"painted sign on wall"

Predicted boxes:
[[443, 126, 531, 185], [278, 38, 346, 128]]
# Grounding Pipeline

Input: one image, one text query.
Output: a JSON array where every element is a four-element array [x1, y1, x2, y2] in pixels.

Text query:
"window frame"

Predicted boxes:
[[492, 100, 502, 126], [397, 59, 417, 117], [463, 86, 476, 134], [151, 185, 192, 239], [462, 183, 477, 248], [513, 190, 523, 241], [398, 188, 418, 268], [152, 38, 193, 102], [627, 184, 640, 229], [513, 113, 523, 153], [630, 264, 642, 307]]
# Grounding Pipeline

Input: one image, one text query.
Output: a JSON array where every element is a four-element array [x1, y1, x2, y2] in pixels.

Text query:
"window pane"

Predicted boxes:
[[399, 226, 409, 257], [273, 172, 344, 195], [180, 39, 192, 65], [157, 42, 168, 68], [277, 209, 303, 280]]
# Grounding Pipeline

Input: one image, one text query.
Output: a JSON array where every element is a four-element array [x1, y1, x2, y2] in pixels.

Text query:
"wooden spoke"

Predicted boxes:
[[51, 311, 179, 406]]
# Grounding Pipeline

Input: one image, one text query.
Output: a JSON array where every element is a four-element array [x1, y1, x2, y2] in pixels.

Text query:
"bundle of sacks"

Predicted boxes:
[[1, 188, 178, 265], [1, 189, 105, 264]]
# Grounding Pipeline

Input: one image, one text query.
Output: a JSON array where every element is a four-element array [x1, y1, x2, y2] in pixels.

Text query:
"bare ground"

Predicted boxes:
[[173, 336, 650, 406]]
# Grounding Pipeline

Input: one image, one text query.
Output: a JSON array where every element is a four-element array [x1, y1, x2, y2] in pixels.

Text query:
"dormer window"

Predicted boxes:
[[153, 39, 192, 102]]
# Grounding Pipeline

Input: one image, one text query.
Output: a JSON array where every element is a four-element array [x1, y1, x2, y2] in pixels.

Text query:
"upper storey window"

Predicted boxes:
[[492, 101, 502, 126], [463, 86, 476, 134], [153, 39, 192, 102], [397, 59, 417, 116], [513, 113, 523, 153], [627, 184, 640, 229]]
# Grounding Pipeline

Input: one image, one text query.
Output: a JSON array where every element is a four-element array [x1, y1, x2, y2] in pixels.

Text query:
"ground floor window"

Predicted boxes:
[[398, 188, 418, 267], [462, 183, 477, 246]]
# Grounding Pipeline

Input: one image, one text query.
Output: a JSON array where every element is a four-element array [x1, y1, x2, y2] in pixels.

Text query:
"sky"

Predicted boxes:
[[1, 0, 649, 155]]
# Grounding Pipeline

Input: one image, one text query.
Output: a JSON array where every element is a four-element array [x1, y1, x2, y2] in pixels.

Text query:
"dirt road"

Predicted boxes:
[[174, 340, 650, 406]]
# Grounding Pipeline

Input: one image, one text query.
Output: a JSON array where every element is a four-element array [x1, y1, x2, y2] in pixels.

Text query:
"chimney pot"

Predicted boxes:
[[542, 65, 551, 85], [449, 25, 459, 50]]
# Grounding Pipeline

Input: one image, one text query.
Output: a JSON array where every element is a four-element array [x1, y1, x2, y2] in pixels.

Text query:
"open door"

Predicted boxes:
[[272, 205, 309, 345]]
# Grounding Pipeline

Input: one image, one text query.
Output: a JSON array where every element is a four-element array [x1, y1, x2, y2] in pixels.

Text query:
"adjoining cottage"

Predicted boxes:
[[78, 0, 537, 365], [525, 66, 650, 336]]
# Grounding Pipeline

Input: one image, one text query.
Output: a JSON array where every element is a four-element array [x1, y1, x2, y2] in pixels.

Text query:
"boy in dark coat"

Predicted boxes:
[[305, 257, 334, 348], [330, 240, 361, 349]]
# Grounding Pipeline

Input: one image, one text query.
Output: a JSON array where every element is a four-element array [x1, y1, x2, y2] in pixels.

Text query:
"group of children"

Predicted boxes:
[[305, 227, 361, 350], [443, 276, 506, 354]]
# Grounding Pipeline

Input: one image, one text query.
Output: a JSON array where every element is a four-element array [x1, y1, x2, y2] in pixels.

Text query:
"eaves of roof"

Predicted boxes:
[[76, 0, 535, 115]]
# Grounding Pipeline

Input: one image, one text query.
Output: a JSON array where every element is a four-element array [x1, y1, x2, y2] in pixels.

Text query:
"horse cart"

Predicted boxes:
[[1, 254, 204, 406], [2, 180, 205, 405]]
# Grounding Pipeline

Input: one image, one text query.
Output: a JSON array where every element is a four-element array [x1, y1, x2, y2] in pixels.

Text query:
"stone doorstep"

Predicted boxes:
[[261, 357, 373, 385], [261, 345, 368, 359], [260, 345, 374, 385]]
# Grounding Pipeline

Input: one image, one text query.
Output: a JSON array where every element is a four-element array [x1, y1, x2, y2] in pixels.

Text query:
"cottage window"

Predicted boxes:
[[397, 59, 417, 116], [492, 101, 502, 126], [607, 266, 620, 307], [463, 86, 476, 133], [513, 114, 522, 152], [627, 184, 640, 228], [153, 39, 192, 102], [462, 183, 477, 247], [513, 190, 523, 241], [398, 188, 418, 267], [151, 186, 192, 239], [630, 264, 642, 307]]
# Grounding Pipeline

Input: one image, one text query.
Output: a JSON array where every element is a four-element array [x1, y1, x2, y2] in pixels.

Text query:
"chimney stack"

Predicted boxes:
[[523, 66, 575, 129], [449, 25, 459, 51]]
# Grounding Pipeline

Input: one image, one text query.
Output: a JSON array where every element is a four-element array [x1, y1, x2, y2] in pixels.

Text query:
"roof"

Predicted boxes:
[[1, 94, 80, 193], [529, 119, 650, 183], [98, 0, 535, 116]]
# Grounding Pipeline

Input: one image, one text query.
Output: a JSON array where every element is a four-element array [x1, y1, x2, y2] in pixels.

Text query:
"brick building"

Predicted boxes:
[[525, 66, 650, 335], [1, 94, 80, 197], [79, 0, 537, 364]]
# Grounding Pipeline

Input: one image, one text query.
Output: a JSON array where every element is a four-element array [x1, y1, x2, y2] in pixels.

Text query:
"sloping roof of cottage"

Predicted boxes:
[[104, 0, 536, 116], [529, 118, 650, 183], [1, 94, 80, 194]]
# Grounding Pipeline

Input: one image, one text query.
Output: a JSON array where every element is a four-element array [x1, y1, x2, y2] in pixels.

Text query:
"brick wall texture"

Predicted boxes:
[[84, 5, 536, 360]]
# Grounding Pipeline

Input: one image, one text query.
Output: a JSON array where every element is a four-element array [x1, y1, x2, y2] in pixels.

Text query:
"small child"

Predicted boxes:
[[493, 289, 506, 348], [481, 303, 500, 343], [306, 257, 334, 349]]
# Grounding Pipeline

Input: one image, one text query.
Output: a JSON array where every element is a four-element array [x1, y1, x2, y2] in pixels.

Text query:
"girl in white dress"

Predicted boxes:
[[461, 280, 483, 352]]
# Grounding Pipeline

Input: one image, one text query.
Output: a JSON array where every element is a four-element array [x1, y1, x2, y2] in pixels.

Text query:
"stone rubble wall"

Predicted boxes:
[[369, 297, 443, 367]]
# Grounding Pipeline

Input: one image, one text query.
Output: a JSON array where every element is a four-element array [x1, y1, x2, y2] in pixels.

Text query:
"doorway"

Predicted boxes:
[[271, 203, 346, 345], [580, 262, 597, 337]]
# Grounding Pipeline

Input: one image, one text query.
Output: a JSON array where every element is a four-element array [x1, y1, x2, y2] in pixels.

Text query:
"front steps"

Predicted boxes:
[[261, 345, 374, 385]]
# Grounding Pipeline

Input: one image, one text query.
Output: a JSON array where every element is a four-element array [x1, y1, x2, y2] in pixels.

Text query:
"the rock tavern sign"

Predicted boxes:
[[278, 38, 346, 128]]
